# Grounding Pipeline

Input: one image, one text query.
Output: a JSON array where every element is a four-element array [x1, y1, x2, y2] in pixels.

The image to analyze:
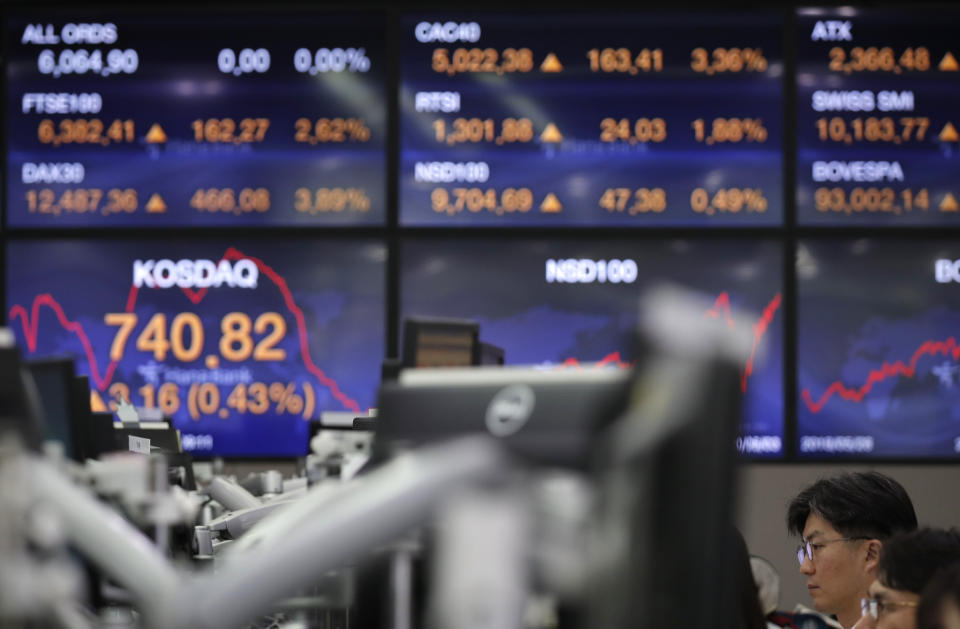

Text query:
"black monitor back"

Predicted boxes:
[[24, 357, 81, 460], [0, 343, 45, 451], [478, 341, 505, 365], [628, 356, 741, 629], [113, 425, 182, 455], [70, 375, 95, 460], [375, 366, 632, 470], [585, 285, 749, 629]]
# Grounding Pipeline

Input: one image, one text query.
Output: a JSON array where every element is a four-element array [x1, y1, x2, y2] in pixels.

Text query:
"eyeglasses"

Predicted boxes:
[[861, 597, 920, 619], [796, 536, 871, 565]]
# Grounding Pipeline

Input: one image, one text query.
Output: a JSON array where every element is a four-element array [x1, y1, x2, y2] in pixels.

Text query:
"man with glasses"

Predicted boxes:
[[855, 528, 960, 629], [787, 472, 918, 629]]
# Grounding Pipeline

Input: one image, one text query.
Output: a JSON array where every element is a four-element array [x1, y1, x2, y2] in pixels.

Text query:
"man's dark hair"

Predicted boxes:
[[917, 561, 960, 629], [786, 471, 917, 539], [879, 528, 960, 594]]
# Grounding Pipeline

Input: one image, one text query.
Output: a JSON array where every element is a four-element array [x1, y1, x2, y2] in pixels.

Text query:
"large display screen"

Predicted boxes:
[[6, 12, 386, 227], [6, 239, 385, 457], [796, 8, 960, 224], [400, 13, 783, 226], [798, 239, 960, 458], [401, 238, 784, 457]]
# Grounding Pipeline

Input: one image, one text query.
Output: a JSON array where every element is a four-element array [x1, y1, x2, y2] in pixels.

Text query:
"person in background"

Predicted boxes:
[[917, 563, 960, 629], [751, 554, 781, 624], [855, 528, 960, 629], [787, 472, 918, 629], [732, 526, 770, 629]]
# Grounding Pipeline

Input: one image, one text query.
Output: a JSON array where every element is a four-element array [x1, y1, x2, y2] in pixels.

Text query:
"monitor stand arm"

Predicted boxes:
[[28, 435, 507, 629]]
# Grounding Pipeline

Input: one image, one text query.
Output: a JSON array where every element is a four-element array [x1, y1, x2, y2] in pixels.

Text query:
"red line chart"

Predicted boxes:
[[706, 292, 737, 329], [707, 292, 783, 393], [802, 337, 960, 413], [7, 247, 362, 414], [559, 351, 635, 369], [560, 291, 782, 393]]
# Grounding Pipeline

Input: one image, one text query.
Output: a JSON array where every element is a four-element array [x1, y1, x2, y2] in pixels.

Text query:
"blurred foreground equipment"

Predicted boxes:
[[0, 285, 751, 629]]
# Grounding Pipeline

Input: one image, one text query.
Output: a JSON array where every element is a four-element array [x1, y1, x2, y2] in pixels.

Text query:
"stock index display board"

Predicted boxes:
[[6, 12, 386, 227], [796, 8, 960, 225], [402, 238, 785, 456], [400, 14, 783, 226], [797, 240, 960, 458], [6, 239, 386, 457]]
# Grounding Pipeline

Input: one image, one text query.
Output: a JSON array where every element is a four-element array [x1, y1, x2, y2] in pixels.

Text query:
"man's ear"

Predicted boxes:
[[864, 539, 882, 571]]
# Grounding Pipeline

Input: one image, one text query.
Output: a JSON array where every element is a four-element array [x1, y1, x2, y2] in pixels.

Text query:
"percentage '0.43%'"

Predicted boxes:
[[102, 380, 317, 422]]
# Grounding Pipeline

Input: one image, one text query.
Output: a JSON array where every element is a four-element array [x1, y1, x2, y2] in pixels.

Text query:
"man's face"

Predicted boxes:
[[866, 579, 920, 629], [801, 513, 872, 616]]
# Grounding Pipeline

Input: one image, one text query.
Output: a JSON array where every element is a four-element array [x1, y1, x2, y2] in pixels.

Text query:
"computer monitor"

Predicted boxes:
[[0, 337, 45, 451], [583, 285, 746, 629], [376, 365, 633, 470], [478, 342, 505, 366], [401, 317, 480, 368], [24, 357, 79, 460], [71, 375, 94, 460], [378, 285, 747, 628], [82, 412, 119, 461], [600, 352, 742, 629], [81, 411, 182, 459]]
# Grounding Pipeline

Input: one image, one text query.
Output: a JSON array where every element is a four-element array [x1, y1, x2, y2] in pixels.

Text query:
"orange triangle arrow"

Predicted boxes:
[[940, 52, 959, 72], [540, 53, 563, 73], [146, 193, 167, 213], [145, 124, 167, 144], [90, 390, 108, 412], [540, 193, 563, 213], [940, 122, 959, 142], [540, 123, 563, 143], [940, 193, 959, 212]]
